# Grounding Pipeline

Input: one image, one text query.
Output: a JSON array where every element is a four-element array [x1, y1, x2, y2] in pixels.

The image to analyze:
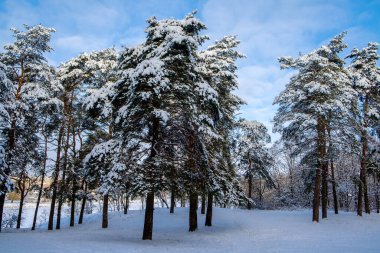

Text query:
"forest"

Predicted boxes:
[[0, 9, 379, 253]]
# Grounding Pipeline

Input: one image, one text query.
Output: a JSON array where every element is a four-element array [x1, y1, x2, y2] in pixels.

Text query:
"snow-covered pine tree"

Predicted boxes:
[[198, 36, 246, 225], [273, 32, 354, 222], [0, 24, 56, 230], [347, 42, 380, 216], [113, 12, 220, 238], [0, 62, 14, 232], [234, 120, 274, 209]]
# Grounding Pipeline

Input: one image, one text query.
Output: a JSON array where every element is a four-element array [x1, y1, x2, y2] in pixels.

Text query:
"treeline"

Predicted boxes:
[[0, 13, 275, 239]]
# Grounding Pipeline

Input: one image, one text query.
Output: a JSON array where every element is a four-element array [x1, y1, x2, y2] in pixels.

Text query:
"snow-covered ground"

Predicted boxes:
[[1, 208, 379, 253]]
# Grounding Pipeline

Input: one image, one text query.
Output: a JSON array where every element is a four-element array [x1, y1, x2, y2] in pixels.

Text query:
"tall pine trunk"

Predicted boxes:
[[170, 187, 175, 214], [358, 96, 370, 215], [205, 192, 213, 226], [16, 180, 25, 229], [32, 134, 48, 230], [70, 177, 76, 227], [124, 194, 129, 215], [247, 173, 253, 210], [321, 160, 328, 219], [142, 117, 160, 240], [78, 182, 87, 224], [201, 193, 206, 214], [331, 160, 338, 214], [142, 192, 154, 239], [189, 192, 198, 232], [313, 117, 325, 222], [48, 95, 67, 230], [102, 194, 108, 228]]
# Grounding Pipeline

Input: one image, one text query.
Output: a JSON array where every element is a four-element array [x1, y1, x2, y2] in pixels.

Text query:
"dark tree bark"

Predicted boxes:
[[313, 117, 325, 223], [321, 160, 328, 219], [170, 188, 175, 214], [201, 193, 206, 214], [247, 173, 253, 210], [181, 194, 185, 207], [124, 194, 129, 215], [142, 192, 154, 240], [0, 194, 5, 232], [70, 177, 76, 227], [32, 134, 48, 230], [189, 192, 198, 232], [102, 194, 109, 228], [16, 179, 26, 229], [331, 160, 339, 214], [358, 96, 370, 216], [205, 192, 213, 226], [78, 182, 87, 224], [48, 95, 67, 231]]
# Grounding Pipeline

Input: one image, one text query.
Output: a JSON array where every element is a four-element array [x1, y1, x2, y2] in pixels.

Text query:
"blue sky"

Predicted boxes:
[[0, 0, 379, 139]]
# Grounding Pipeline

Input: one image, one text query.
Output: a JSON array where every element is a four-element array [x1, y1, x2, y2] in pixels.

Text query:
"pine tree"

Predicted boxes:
[[347, 42, 380, 215], [274, 32, 354, 222], [234, 120, 274, 209], [0, 24, 56, 230]]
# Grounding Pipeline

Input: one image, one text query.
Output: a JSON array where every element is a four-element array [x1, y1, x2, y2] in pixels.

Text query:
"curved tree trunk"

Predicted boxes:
[[16, 180, 25, 229]]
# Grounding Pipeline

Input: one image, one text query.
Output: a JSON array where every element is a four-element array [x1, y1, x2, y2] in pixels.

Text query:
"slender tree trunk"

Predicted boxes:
[[247, 173, 253, 210], [124, 194, 129, 215], [313, 117, 325, 223], [358, 96, 370, 215], [375, 173, 380, 214], [201, 193, 206, 214], [189, 192, 198, 232], [78, 182, 87, 224], [205, 192, 213, 226], [331, 160, 338, 214], [321, 160, 328, 219], [102, 194, 108, 228], [48, 93, 68, 230], [16, 184, 25, 229], [170, 187, 175, 214], [32, 134, 48, 230], [142, 192, 154, 240], [181, 194, 185, 207], [70, 177, 76, 227], [0, 194, 5, 232]]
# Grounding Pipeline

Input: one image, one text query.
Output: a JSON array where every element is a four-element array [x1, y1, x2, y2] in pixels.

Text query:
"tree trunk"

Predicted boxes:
[[70, 177, 76, 227], [32, 134, 48, 230], [201, 193, 206, 214], [181, 194, 185, 207], [189, 192, 198, 232], [56, 168, 66, 230], [142, 192, 154, 240], [124, 194, 129, 215], [247, 174, 253, 210], [102, 194, 108, 228], [313, 117, 325, 223], [0, 194, 5, 232], [16, 185, 25, 229], [321, 160, 328, 219], [78, 181, 87, 224], [170, 188, 175, 214], [205, 192, 213, 226], [48, 94, 68, 230], [331, 160, 338, 214]]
